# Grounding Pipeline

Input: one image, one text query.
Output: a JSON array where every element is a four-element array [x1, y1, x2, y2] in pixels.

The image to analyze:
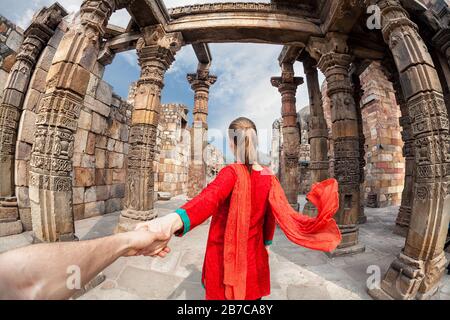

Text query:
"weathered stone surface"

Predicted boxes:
[[110, 184, 125, 198], [30, 67, 48, 93], [16, 110, 36, 145], [92, 111, 108, 134], [0, 220, 22, 237], [73, 187, 85, 205], [85, 95, 111, 118], [95, 79, 113, 106], [15, 186, 29, 208], [19, 208, 32, 231], [84, 201, 105, 218], [78, 109, 92, 131], [74, 168, 95, 187], [22, 88, 42, 112], [105, 198, 122, 213]]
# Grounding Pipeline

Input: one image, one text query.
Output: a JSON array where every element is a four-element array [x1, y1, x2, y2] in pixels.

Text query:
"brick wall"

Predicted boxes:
[[359, 62, 404, 207], [154, 103, 190, 198]]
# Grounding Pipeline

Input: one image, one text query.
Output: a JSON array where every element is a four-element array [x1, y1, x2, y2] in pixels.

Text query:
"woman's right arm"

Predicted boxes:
[[136, 166, 237, 237], [174, 166, 237, 236]]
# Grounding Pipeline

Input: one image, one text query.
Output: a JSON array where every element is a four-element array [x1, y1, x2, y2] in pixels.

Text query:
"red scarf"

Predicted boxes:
[[223, 164, 341, 300]]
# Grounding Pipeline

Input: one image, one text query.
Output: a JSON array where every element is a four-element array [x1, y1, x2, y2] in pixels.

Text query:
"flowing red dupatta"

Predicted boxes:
[[223, 164, 341, 300]]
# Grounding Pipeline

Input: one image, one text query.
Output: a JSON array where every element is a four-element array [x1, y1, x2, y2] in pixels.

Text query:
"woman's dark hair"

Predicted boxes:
[[228, 117, 258, 171]]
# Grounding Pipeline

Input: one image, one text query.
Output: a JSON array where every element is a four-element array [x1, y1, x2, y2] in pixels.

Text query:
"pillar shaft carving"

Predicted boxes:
[[29, 0, 114, 242], [352, 72, 367, 224], [119, 27, 183, 231], [302, 56, 329, 216], [368, 0, 450, 300], [316, 32, 364, 256], [187, 67, 217, 199], [271, 62, 303, 210], [391, 73, 415, 237], [0, 5, 66, 198], [0, 4, 67, 238]]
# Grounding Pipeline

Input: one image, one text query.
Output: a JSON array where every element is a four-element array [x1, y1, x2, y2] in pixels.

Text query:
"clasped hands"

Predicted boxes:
[[123, 213, 183, 258]]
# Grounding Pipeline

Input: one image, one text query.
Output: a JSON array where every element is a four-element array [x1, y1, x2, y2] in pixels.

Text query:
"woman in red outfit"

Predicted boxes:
[[137, 117, 341, 300]]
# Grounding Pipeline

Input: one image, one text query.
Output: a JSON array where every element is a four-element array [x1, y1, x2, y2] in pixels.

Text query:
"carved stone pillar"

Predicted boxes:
[[390, 74, 414, 237], [0, 5, 66, 237], [29, 0, 114, 242], [271, 62, 303, 210], [352, 72, 367, 224], [302, 56, 329, 216], [186, 65, 217, 199], [368, 0, 450, 300], [117, 27, 183, 232], [316, 33, 365, 256]]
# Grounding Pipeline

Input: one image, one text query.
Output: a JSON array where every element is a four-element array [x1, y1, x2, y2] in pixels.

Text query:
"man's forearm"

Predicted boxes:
[[0, 233, 132, 300]]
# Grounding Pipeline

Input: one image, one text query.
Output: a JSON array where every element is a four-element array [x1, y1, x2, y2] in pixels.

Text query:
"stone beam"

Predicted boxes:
[[166, 8, 322, 45], [192, 43, 212, 66], [98, 31, 141, 64], [104, 24, 127, 39], [321, 0, 364, 34], [125, 0, 170, 29], [278, 45, 304, 65]]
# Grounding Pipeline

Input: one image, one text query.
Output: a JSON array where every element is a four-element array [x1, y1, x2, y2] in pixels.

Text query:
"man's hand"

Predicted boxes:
[[121, 230, 171, 257]]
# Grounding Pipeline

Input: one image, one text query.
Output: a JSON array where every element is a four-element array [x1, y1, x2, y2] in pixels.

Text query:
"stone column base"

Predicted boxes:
[[357, 215, 367, 224], [116, 210, 158, 233], [0, 197, 23, 237], [367, 252, 446, 300], [303, 201, 317, 217], [326, 224, 365, 257], [326, 243, 366, 257]]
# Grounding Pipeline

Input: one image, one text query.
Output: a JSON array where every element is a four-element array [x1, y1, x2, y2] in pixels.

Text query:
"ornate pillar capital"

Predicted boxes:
[[80, 0, 116, 36], [136, 28, 183, 88], [187, 69, 218, 92]]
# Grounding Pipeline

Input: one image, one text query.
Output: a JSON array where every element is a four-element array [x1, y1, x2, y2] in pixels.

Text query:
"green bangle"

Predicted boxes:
[[264, 240, 273, 246], [175, 208, 190, 236]]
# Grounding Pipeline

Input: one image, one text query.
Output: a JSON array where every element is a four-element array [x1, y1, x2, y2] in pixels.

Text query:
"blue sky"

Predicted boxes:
[[1, 0, 325, 160]]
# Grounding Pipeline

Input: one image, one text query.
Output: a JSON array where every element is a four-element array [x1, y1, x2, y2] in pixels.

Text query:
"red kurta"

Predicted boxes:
[[175, 164, 341, 300], [176, 165, 275, 300]]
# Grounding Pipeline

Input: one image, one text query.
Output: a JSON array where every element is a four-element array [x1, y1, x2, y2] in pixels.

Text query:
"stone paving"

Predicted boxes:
[[1, 195, 449, 300]]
